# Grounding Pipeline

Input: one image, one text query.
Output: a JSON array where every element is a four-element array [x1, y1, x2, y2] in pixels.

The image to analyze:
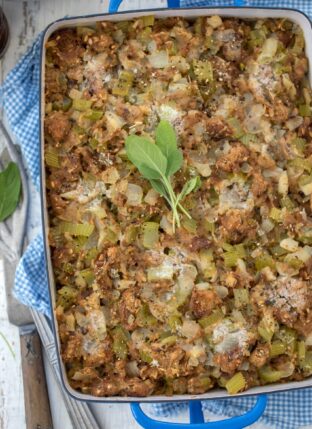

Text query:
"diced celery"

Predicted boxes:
[[159, 335, 177, 347], [254, 253, 276, 271], [137, 27, 152, 43], [285, 256, 304, 270], [112, 326, 129, 360], [141, 222, 159, 249], [72, 98, 93, 112], [240, 134, 258, 146], [271, 245, 288, 257], [299, 174, 312, 195], [298, 340, 306, 364], [168, 315, 182, 332], [300, 351, 312, 374], [223, 244, 246, 268], [269, 207, 282, 222], [45, 149, 60, 168], [192, 60, 213, 83], [112, 71, 134, 97], [80, 269, 95, 286], [280, 196, 295, 211], [142, 15, 155, 27], [182, 218, 197, 234], [84, 110, 103, 121], [139, 349, 153, 364], [77, 26, 96, 37], [208, 187, 219, 206], [73, 124, 85, 135], [194, 17, 204, 35], [203, 220, 215, 234], [270, 341, 286, 358], [259, 366, 288, 383], [136, 303, 157, 327], [227, 117, 244, 139], [225, 372, 246, 394], [57, 286, 78, 309], [124, 225, 139, 244], [116, 21, 130, 31], [199, 310, 224, 329], [89, 138, 100, 149], [291, 138, 307, 156], [299, 104, 312, 117], [249, 28, 267, 48], [258, 315, 275, 343], [291, 33, 305, 54], [199, 249, 217, 279], [53, 96, 72, 112], [234, 289, 249, 308], [289, 157, 312, 172], [276, 327, 297, 354], [59, 222, 94, 237]]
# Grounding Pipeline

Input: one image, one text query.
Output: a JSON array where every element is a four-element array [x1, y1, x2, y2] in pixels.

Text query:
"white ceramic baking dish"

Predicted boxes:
[[40, 3, 312, 415]]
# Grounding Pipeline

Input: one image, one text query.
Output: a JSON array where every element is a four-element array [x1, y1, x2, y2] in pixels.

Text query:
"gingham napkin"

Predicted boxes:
[[1, 1, 312, 427]]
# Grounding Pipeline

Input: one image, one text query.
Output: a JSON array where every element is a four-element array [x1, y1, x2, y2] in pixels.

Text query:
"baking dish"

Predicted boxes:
[[40, 1, 312, 427]]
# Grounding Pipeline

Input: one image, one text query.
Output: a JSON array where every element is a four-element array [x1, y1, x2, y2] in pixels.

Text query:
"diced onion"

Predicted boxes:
[[126, 183, 143, 206], [105, 111, 126, 132], [300, 181, 312, 196], [206, 15, 222, 29], [258, 37, 278, 63], [148, 51, 169, 68], [144, 188, 159, 205], [69, 88, 82, 100], [192, 161, 211, 177], [102, 167, 120, 184], [180, 320, 201, 339], [280, 238, 299, 252], [278, 171, 289, 195], [214, 285, 229, 299], [286, 116, 303, 131], [160, 214, 174, 236], [147, 261, 174, 282]]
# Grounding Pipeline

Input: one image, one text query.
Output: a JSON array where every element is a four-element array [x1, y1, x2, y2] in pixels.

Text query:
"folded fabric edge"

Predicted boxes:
[[13, 233, 51, 318]]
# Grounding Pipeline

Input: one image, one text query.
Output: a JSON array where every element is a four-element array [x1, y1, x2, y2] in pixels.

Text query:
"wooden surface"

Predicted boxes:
[[1, 1, 312, 429], [20, 330, 53, 429]]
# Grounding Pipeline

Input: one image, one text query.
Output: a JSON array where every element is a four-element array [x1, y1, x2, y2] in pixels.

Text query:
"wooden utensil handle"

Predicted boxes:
[[20, 328, 53, 429]]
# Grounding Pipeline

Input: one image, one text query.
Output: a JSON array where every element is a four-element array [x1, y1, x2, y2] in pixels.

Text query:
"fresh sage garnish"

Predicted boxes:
[[126, 120, 200, 231], [0, 162, 21, 222]]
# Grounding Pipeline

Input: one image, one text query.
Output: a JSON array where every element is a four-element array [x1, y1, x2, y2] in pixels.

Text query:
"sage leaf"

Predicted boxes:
[[126, 135, 167, 180], [166, 148, 183, 176], [156, 120, 183, 176], [150, 179, 167, 198], [178, 176, 201, 202], [155, 120, 177, 157], [0, 162, 21, 222]]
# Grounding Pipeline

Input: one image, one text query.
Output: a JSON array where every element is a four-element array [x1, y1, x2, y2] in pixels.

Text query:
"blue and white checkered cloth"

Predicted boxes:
[[1, 1, 312, 427]]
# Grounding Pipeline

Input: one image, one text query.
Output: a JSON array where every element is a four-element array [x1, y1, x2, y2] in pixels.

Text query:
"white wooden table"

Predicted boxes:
[[0, 1, 312, 428]]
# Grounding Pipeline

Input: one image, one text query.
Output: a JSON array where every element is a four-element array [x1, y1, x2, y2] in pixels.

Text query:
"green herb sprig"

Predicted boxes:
[[125, 120, 201, 232], [0, 162, 21, 222]]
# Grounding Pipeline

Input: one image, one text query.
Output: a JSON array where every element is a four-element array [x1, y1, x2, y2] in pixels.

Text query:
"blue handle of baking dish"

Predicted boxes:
[[131, 395, 267, 429], [109, 0, 245, 13]]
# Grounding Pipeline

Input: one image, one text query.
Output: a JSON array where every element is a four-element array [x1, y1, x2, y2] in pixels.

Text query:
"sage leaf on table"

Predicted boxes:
[[125, 120, 199, 231], [0, 162, 21, 222]]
